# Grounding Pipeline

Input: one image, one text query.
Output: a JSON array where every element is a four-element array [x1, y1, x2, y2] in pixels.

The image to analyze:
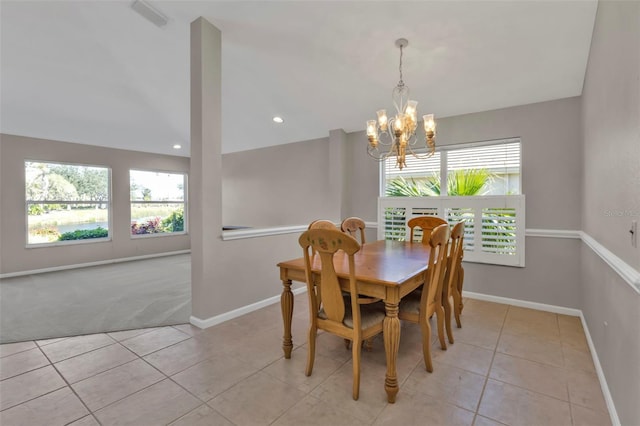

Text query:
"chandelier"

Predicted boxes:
[[366, 38, 436, 170]]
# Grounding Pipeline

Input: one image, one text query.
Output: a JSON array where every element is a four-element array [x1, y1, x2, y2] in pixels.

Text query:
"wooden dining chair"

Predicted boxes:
[[299, 228, 386, 400], [442, 221, 465, 344], [407, 216, 448, 244], [341, 217, 379, 351], [308, 219, 338, 230], [398, 224, 450, 372], [341, 217, 366, 244], [452, 225, 465, 329]]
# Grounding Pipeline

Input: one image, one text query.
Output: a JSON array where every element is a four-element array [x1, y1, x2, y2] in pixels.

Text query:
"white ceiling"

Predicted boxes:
[[1, 1, 597, 157]]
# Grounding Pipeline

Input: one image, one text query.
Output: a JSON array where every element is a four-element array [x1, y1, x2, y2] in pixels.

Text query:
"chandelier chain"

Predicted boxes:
[[398, 45, 404, 88]]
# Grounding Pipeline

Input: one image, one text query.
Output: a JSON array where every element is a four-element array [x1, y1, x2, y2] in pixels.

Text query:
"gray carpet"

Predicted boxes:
[[0, 254, 191, 343]]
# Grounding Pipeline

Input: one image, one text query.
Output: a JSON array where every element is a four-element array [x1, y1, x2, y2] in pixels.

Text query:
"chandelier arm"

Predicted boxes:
[[375, 132, 396, 147], [367, 145, 395, 161], [405, 133, 419, 146], [405, 144, 436, 159]]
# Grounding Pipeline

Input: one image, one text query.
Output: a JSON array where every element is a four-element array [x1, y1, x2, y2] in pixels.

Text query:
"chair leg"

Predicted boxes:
[[453, 288, 462, 329], [436, 305, 447, 350], [420, 317, 434, 373], [455, 267, 464, 328], [344, 338, 351, 350], [443, 295, 454, 344], [305, 325, 317, 376], [352, 337, 362, 400], [363, 338, 373, 352]]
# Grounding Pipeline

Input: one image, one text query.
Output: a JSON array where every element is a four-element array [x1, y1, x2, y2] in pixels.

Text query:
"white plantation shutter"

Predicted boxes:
[[378, 196, 525, 266], [481, 208, 517, 255], [446, 208, 475, 251], [383, 207, 407, 241]]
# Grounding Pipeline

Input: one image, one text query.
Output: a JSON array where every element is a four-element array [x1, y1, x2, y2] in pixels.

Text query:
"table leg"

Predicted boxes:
[[281, 279, 294, 359], [383, 300, 401, 403]]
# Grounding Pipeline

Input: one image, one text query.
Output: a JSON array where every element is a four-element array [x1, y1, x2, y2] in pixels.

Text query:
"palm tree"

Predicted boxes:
[[385, 169, 494, 197]]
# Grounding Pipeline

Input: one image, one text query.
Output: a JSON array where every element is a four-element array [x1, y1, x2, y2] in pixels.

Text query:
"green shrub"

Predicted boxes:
[[58, 227, 108, 241], [29, 204, 45, 215], [161, 209, 184, 232]]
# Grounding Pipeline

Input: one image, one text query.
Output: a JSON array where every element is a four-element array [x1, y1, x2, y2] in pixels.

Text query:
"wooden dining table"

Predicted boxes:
[[277, 239, 431, 403]]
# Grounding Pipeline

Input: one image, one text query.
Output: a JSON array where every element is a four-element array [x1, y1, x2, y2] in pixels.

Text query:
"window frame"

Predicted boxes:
[[380, 137, 522, 197], [129, 168, 188, 239], [24, 160, 112, 248], [378, 137, 525, 267]]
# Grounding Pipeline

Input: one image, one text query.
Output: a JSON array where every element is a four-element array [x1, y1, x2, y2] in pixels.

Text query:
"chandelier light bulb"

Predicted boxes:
[[377, 110, 388, 131], [393, 114, 404, 133], [366, 120, 377, 138], [423, 114, 436, 132]]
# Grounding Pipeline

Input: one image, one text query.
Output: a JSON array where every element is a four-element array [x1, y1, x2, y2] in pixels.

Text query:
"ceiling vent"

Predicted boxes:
[[131, 0, 168, 27]]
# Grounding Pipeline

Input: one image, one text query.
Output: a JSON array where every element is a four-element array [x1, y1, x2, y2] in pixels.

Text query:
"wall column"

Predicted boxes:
[[190, 17, 222, 321], [328, 128, 349, 220]]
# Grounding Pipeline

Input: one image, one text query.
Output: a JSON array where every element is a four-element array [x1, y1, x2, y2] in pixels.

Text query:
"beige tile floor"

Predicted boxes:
[[0, 297, 611, 426]]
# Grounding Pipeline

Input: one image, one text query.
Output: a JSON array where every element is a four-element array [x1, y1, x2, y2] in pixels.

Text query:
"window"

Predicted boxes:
[[130, 170, 186, 236], [25, 161, 111, 245], [379, 139, 525, 267], [383, 139, 521, 197]]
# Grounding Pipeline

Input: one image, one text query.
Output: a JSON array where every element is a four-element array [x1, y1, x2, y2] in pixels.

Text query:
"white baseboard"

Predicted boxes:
[[578, 312, 621, 426], [462, 291, 582, 317], [190, 286, 307, 329], [463, 290, 620, 426]]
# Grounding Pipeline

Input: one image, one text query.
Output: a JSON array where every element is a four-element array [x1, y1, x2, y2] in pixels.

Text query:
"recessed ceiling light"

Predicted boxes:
[[173, 144, 182, 149], [272, 116, 284, 124]]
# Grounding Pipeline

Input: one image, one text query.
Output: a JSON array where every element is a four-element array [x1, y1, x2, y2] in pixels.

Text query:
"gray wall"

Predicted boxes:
[[343, 97, 584, 308], [580, 1, 640, 424], [223, 97, 584, 308], [581, 1, 640, 270], [0, 134, 190, 274], [222, 136, 338, 227], [345, 96, 584, 230]]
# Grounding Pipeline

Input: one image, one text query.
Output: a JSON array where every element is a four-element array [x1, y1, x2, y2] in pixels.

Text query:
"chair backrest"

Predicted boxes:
[[308, 219, 338, 230], [341, 217, 366, 244], [444, 221, 465, 297], [299, 228, 361, 326], [420, 224, 450, 318], [408, 216, 448, 243]]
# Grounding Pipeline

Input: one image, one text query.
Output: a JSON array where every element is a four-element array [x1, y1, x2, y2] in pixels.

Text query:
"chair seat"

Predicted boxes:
[[399, 290, 421, 315], [319, 301, 386, 329]]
